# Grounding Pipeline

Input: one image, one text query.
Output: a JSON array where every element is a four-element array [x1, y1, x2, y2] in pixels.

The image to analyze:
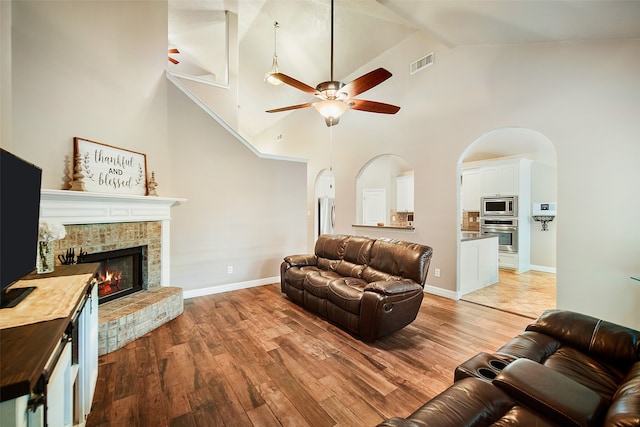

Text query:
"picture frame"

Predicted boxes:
[[73, 137, 148, 196]]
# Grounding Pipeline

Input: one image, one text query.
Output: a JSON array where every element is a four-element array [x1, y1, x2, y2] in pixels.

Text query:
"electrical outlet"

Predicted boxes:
[[434, 268, 441, 278], [227, 266, 233, 274]]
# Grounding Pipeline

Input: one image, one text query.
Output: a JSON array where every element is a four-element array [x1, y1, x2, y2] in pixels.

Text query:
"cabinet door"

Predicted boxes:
[[498, 164, 517, 195], [498, 252, 518, 269], [462, 169, 481, 211], [481, 167, 500, 196], [47, 342, 73, 427], [396, 176, 414, 212], [77, 284, 98, 424], [481, 163, 518, 196]]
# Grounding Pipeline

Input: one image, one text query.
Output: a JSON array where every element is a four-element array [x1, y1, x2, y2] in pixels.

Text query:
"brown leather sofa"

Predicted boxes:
[[280, 234, 433, 342], [378, 309, 640, 426]]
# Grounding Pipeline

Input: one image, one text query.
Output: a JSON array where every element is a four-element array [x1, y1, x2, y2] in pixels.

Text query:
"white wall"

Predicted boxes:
[[530, 162, 557, 269], [1, 1, 11, 149], [167, 81, 307, 292], [9, 0, 172, 189], [255, 33, 640, 329], [5, 1, 308, 294]]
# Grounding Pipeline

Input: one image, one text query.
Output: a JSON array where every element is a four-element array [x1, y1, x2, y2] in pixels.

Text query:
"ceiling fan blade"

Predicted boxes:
[[266, 102, 314, 113], [168, 57, 179, 65], [168, 48, 180, 54], [341, 68, 392, 98], [270, 73, 318, 95], [349, 99, 401, 114]]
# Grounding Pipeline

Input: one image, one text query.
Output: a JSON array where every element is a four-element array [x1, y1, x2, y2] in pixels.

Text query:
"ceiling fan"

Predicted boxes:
[[168, 48, 180, 65], [265, 0, 400, 127]]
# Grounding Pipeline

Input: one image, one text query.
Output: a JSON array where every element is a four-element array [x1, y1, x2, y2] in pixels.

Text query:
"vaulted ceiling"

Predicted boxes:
[[169, 0, 640, 141]]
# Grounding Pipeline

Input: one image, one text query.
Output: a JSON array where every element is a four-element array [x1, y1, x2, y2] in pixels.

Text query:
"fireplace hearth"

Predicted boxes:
[[80, 246, 146, 304]]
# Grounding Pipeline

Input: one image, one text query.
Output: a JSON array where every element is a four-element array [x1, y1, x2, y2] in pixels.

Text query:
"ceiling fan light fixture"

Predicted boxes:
[[265, 21, 282, 86], [314, 99, 347, 119]]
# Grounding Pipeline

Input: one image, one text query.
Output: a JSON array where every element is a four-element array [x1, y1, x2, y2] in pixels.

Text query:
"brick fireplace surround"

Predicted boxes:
[[40, 189, 185, 355]]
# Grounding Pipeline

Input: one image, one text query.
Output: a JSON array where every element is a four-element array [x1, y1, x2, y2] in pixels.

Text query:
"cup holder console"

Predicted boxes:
[[477, 367, 497, 379], [489, 359, 508, 371], [454, 352, 512, 382]]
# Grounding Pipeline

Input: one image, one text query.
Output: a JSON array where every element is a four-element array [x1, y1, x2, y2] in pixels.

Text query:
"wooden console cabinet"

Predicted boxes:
[[0, 264, 99, 427]]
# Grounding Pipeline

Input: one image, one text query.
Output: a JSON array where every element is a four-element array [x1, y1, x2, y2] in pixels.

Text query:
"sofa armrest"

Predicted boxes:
[[364, 279, 421, 296], [493, 358, 607, 427], [527, 309, 640, 368], [376, 419, 421, 427], [376, 378, 519, 427], [283, 254, 317, 267]]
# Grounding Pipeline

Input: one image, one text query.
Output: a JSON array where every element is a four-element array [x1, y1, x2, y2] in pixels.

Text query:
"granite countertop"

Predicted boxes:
[[461, 231, 498, 242]]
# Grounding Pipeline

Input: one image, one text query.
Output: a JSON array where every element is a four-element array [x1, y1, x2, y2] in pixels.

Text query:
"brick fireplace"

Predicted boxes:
[[57, 221, 161, 298], [40, 189, 185, 354]]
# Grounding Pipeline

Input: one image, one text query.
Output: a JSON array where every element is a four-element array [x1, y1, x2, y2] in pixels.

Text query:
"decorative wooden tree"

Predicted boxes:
[[69, 151, 86, 191]]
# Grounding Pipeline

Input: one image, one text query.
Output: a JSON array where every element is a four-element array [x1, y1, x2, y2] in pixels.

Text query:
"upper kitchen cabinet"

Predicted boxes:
[[463, 158, 531, 199], [396, 174, 414, 212], [462, 169, 482, 211], [481, 162, 518, 196]]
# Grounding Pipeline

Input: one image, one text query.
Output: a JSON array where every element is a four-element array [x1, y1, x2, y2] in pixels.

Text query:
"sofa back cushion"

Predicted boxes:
[[333, 236, 373, 278], [367, 238, 433, 284], [527, 310, 640, 369], [315, 234, 348, 260]]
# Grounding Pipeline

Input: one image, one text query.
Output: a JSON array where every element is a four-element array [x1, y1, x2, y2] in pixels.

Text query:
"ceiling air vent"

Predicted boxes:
[[410, 52, 434, 75]]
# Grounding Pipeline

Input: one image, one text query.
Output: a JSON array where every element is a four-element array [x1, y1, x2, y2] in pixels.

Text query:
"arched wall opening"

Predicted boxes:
[[456, 127, 558, 307]]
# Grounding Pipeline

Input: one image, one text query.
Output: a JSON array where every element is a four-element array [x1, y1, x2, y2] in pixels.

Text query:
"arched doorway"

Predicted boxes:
[[457, 127, 558, 318]]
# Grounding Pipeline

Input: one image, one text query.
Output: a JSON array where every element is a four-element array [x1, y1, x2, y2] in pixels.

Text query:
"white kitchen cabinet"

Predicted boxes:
[[461, 169, 481, 211], [460, 235, 499, 295], [480, 162, 518, 196], [498, 252, 518, 269], [462, 157, 531, 273], [396, 175, 414, 212]]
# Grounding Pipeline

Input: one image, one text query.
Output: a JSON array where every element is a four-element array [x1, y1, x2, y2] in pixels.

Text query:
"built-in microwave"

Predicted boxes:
[[481, 196, 517, 217]]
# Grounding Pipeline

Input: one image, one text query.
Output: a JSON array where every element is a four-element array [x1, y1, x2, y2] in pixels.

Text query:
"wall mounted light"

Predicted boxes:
[[264, 21, 282, 85]]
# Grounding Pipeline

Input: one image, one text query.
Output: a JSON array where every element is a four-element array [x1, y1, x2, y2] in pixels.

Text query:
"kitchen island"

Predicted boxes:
[[460, 232, 499, 295]]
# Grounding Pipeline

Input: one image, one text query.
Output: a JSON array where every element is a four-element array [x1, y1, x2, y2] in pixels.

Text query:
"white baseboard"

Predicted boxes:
[[183, 276, 280, 299], [529, 265, 557, 273], [423, 284, 460, 300]]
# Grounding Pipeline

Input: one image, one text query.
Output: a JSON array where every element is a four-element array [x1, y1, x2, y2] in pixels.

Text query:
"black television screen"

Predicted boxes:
[[1, 148, 42, 307]]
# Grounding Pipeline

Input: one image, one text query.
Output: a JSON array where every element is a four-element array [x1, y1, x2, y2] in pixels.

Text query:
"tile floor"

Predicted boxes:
[[461, 269, 556, 319]]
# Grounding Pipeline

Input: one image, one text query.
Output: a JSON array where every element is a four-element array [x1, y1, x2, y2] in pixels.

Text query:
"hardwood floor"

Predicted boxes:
[[461, 269, 557, 319], [87, 284, 532, 427]]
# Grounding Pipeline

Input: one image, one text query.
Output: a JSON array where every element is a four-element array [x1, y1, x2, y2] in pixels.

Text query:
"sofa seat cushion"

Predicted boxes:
[[285, 266, 323, 290], [542, 346, 627, 400], [327, 277, 369, 314], [303, 270, 342, 298]]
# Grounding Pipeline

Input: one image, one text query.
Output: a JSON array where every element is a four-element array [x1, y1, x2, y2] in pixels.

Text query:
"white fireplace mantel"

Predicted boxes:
[[39, 189, 186, 287], [39, 189, 186, 225]]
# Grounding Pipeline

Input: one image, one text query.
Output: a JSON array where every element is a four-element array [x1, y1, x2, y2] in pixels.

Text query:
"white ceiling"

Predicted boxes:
[[168, 0, 640, 144]]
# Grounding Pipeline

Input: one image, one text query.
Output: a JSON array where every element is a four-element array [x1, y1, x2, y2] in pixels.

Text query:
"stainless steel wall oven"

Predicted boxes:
[[480, 218, 518, 253]]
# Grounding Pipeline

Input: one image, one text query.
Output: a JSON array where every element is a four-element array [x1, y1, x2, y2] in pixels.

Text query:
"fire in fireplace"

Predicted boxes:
[[80, 246, 146, 304]]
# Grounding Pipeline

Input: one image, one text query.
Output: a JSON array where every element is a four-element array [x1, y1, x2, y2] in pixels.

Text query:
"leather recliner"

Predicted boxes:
[[280, 234, 433, 342], [379, 309, 640, 426]]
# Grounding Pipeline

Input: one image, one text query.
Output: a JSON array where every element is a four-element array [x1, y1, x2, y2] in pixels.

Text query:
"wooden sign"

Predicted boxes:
[[73, 137, 148, 195]]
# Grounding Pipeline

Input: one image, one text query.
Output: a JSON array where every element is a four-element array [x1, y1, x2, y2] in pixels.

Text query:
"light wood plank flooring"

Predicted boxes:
[[86, 284, 532, 427], [461, 269, 557, 319]]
